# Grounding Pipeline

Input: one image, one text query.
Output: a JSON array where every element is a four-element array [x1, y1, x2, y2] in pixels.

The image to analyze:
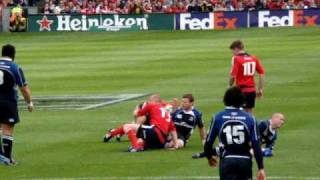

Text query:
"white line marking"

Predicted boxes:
[[18, 94, 150, 111], [79, 93, 150, 110], [23, 176, 320, 180]]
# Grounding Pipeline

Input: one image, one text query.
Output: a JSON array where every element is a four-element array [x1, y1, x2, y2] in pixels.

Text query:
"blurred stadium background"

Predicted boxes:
[[0, 1, 320, 179]]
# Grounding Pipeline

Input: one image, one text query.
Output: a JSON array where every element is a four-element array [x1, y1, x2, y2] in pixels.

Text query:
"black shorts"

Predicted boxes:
[[220, 157, 252, 180], [177, 133, 187, 146], [243, 92, 256, 109], [137, 125, 165, 149], [0, 101, 20, 125]]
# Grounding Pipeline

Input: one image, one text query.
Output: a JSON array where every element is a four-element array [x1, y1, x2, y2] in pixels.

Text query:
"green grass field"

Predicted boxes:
[[0, 27, 320, 179]]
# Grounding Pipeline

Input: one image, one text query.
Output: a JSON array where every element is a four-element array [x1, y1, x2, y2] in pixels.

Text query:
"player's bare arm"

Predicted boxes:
[[228, 75, 235, 88], [257, 74, 265, 98], [170, 130, 180, 149], [199, 127, 206, 145], [20, 85, 33, 112]]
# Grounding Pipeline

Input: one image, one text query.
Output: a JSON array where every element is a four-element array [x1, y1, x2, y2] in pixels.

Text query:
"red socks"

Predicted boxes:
[[127, 130, 142, 149], [110, 126, 125, 136]]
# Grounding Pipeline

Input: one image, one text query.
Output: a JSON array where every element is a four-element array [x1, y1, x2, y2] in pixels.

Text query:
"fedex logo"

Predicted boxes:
[[258, 11, 294, 27], [178, 13, 214, 30], [214, 12, 238, 29], [294, 10, 319, 26]]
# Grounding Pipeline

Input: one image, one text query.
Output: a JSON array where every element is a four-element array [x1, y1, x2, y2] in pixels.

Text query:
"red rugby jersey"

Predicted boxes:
[[137, 102, 176, 134], [230, 53, 265, 93]]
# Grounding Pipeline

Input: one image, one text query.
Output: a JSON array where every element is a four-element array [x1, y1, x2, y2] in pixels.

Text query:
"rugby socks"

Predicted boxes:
[[2, 135, 13, 160], [110, 126, 125, 137], [127, 130, 141, 149], [0, 133, 3, 155]]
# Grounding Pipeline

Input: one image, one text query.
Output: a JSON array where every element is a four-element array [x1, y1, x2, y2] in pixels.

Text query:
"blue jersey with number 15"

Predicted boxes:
[[204, 106, 264, 169]]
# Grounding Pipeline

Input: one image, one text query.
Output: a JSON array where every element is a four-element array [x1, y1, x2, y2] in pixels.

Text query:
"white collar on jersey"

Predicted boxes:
[[0, 57, 13, 61], [225, 106, 238, 110], [268, 119, 276, 134]]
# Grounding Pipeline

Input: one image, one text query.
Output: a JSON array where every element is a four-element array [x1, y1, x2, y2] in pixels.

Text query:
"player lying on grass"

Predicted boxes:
[[103, 94, 179, 152], [164, 94, 207, 149], [192, 112, 285, 158]]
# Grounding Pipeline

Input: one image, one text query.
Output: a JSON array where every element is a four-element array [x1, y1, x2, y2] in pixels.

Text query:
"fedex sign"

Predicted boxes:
[[258, 10, 320, 27], [176, 12, 248, 30], [293, 10, 320, 26], [177, 13, 214, 30], [258, 11, 294, 27]]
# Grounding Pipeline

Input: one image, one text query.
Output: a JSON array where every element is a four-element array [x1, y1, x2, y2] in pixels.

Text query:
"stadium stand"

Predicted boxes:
[[40, 0, 320, 14]]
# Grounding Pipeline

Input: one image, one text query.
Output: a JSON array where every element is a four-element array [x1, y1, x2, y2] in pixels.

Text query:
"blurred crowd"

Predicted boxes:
[[0, 0, 319, 17], [42, 0, 320, 14], [41, 0, 320, 14]]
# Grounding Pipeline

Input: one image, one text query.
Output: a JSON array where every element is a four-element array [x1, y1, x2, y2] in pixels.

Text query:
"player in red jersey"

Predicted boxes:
[[229, 40, 265, 114], [104, 94, 178, 152]]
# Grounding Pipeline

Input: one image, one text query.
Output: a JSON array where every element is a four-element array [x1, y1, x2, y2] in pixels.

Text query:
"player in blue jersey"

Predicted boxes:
[[258, 113, 285, 157], [0, 44, 33, 165], [192, 112, 285, 158], [204, 87, 266, 180], [165, 94, 206, 149]]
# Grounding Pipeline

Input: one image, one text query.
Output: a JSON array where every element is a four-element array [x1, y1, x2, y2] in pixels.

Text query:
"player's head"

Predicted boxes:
[[271, 113, 285, 129], [149, 94, 161, 103], [182, 94, 194, 110], [2, 44, 16, 60], [223, 87, 245, 108], [229, 40, 244, 55]]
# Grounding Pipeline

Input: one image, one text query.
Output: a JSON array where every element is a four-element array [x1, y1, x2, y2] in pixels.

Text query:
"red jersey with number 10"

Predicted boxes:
[[137, 102, 176, 135], [230, 53, 265, 93]]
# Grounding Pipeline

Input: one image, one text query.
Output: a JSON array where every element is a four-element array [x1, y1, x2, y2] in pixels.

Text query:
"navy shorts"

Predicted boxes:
[[0, 101, 20, 125], [243, 92, 256, 109], [137, 125, 165, 149], [220, 157, 252, 180]]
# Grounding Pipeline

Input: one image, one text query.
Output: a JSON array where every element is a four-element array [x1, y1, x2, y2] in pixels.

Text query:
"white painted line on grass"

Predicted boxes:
[[24, 176, 320, 180], [79, 93, 150, 110]]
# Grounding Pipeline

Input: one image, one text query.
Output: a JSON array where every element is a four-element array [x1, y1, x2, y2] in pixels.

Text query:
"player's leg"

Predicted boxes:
[[136, 125, 166, 151], [164, 139, 184, 149], [243, 92, 256, 114], [0, 101, 19, 165], [104, 125, 124, 143], [219, 158, 239, 180], [123, 124, 142, 150], [0, 123, 15, 165], [237, 158, 253, 180], [103, 123, 137, 143]]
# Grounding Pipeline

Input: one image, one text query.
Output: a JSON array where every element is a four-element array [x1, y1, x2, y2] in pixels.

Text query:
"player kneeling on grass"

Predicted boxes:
[[193, 112, 285, 158], [258, 113, 285, 157], [104, 94, 179, 152], [165, 94, 206, 149], [204, 87, 266, 180]]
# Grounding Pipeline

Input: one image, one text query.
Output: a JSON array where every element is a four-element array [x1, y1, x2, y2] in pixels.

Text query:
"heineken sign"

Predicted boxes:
[[28, 14, 174, 32]]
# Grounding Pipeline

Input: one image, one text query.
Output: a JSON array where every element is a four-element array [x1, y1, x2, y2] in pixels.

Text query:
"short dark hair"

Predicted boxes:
[[229, 40, 244, 50], [223, 87, 245, 108], [2, 44, 16, 60], [182, 94, 194, 103]]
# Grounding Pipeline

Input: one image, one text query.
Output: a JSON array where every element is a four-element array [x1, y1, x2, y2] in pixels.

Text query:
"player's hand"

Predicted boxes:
[[257, 169, 266, 180], [257, 89, 263, 98], [27, 102, 34, 112], [207, 157, 217, 167], [262, 148, 273, 157]]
